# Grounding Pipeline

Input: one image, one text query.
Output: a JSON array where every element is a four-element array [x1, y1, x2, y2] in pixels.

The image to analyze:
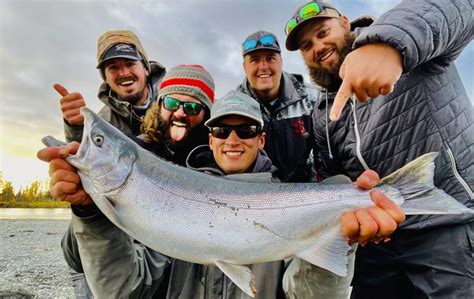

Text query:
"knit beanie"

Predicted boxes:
[[158, 64, 215, 110]]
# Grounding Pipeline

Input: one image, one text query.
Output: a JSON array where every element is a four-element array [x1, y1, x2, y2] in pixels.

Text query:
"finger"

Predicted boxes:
[[53, 83, 69, 97], [48, 158, 77, 176], [50, 168, 81, 186], [341, 211, 360, 240], [355, 209, 379, 243], [64, 191, 93, 206], [370, 190, 406, 224], [50, 180, 78, 199], [37, 147, 67, 162], [353, 87, 369, 102], [330, 78, 353, 121], [379, 84, 395, 96], [367, 206, 398, 237], [355, 170, 380, 190]]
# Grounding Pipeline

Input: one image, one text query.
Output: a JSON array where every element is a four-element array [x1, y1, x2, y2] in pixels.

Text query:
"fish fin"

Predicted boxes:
[[320, 175, 353, 184], [41, 135, 67, 147], [282, 257, 300, 299], [380, 152, 474, 215], [215, 260, 256, 297], [295, 224, 350, 277]]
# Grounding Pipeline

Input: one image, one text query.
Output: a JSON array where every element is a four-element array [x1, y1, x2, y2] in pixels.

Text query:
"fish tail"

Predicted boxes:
[[380, 152, 473, 215]]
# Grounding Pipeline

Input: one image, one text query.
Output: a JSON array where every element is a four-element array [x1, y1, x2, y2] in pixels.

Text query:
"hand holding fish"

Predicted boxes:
[[36, 142, 92, 205], [343, 169, 406, 246], [54, 83, 86, 126]]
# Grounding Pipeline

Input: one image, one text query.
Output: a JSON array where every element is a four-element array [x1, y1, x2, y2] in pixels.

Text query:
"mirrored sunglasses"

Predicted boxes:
[[209, 125, 262, 139], [285, 2, 322, 35], [162, 96, 204, 116], [242, 34, 277, 52]]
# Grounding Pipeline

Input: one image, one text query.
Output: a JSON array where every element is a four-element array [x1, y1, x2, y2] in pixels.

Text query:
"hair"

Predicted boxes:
[[140, 101, 165, 144]]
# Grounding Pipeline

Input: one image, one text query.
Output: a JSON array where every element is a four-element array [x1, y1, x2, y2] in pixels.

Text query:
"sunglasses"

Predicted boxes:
[[242, 34, 277, 53], [161, 96, 204, 116], [209, 125, 262, 139], [285, 2, 323, 35]]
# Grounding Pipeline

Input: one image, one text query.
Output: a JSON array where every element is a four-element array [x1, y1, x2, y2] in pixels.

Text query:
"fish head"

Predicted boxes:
[[67, 107, 137, 195]]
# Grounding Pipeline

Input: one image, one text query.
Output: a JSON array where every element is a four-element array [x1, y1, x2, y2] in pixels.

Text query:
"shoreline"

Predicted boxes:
[[0, 208, 71, 220]]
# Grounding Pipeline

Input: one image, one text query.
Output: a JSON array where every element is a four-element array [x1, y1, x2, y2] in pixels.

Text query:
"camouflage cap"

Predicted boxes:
[[96, 30, 150, 71]]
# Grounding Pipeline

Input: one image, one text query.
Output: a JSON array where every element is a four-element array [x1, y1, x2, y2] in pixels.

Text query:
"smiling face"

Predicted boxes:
[[104, 58, 149, 105], [159, 93, 206, 144], [243, 50, 282, 102], [209, 115, 265, 174]]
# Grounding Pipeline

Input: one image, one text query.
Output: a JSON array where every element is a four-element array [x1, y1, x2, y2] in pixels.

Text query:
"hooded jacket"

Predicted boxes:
[[62, 145, 290, 298], [312, 0, 473, 230], [64, 61, 166, 142], [237, 71, 318, 182]]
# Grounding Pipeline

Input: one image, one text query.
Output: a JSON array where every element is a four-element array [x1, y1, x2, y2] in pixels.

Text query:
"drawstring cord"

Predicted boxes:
[[351, 98, 369, 170], [325, 90, 333, 159]]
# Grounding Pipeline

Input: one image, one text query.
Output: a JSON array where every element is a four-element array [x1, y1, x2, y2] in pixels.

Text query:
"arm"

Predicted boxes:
[[37, 145, 172, 298], [54, 84, 86, 143], [330, 0, 474, 120]]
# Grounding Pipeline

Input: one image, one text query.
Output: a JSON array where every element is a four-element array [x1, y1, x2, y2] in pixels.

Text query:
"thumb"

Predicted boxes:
[[330, 78, 352, 121], [53, 83, 69, 97]]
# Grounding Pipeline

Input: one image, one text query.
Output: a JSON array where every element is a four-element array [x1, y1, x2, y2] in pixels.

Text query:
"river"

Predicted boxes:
[[0, 208, 71, 220]]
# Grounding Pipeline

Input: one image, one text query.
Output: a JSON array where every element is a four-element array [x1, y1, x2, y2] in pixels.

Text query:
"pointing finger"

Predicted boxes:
[[53, 83, 69, 97], [330, 78, 352, 121]]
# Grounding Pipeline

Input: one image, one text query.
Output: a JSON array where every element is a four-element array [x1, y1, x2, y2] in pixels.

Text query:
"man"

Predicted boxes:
[[285, 0, 473, 297], [56, 30, 166, 142], [236, 31, 318, 183], [38, 91, 404, 298]]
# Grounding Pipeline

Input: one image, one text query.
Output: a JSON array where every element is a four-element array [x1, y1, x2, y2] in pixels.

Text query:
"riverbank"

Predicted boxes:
[[0, 208, 71, 220], [0, 218, 75, 298]]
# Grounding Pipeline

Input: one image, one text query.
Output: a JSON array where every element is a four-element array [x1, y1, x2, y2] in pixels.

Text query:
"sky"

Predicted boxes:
[[0, 0, 472, 190]]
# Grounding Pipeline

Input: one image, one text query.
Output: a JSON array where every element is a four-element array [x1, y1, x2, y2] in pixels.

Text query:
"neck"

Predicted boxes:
[[254, 87, 279, 103]]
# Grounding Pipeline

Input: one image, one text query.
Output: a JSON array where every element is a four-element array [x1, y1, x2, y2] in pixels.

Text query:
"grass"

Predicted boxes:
[[0, 201, 70, 208]]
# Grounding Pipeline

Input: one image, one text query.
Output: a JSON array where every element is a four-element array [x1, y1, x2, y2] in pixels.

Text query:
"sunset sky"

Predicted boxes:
[[0, 0, 472, 191]]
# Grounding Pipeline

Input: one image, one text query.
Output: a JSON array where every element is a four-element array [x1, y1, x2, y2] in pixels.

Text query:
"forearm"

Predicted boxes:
[[354, 0, 474, 72]]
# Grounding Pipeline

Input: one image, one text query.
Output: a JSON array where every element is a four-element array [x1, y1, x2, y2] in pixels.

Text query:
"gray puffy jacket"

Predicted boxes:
[[312, 0, 473, 230], [64, 61, 166, 142]]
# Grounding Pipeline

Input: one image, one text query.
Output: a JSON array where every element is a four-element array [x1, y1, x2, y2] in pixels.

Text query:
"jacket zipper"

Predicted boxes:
[[444, 143, 474, 199]]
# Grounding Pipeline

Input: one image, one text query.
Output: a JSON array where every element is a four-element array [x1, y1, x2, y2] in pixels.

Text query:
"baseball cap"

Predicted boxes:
[[205, 91, 263, 128], [242, 31, 281, 56], [285, 0, 342, 51], [96, 30, 150, 70]]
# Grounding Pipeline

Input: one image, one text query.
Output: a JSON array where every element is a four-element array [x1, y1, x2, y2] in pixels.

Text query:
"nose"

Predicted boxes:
[[312, 38, 326, 60], [258, 59, 269, 70], [173, 105, 187, 118], [225, 130, 241, 145], [117, 65, 131, 77]]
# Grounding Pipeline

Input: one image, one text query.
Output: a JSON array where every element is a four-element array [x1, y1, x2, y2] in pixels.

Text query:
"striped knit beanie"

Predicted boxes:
[[158, 64, 215, 110]]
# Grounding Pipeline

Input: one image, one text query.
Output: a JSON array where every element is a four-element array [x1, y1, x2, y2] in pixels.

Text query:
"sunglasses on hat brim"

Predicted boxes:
[[285, 1, 340, 35], [209, 125, 262, 139], [161, 96, 204, 116], [242, 34, 279, 53]]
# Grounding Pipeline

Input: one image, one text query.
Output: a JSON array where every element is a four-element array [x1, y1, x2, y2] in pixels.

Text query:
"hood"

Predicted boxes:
[[97, 61, 166, 118]]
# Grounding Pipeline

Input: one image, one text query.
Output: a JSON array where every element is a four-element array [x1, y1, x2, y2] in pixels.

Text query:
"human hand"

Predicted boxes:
[[54, 83, 86, 125], [37, 142, 92, 205], [341, 170, 406, 245], [330, 43, 403, 121]]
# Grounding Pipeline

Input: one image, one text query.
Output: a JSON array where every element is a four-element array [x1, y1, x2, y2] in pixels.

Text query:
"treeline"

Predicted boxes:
[[0, 180, 69, 208]]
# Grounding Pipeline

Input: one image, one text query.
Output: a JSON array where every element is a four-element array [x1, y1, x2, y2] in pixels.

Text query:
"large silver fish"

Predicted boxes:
[[42, 107, 473, 297]]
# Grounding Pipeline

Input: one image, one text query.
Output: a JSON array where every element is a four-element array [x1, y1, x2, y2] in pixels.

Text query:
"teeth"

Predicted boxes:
[[319, 49, 334, 62], [258, 74, 271, 78], [120, 80, 134, 85], [173, 121, 186, 127], [225, 152, 242, 156]]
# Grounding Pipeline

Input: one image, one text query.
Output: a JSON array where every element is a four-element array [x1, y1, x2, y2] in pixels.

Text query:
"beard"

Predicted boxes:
[[117, 89, 146, 106], [308, 33, 355, 92], [159, 112, 209, 151]]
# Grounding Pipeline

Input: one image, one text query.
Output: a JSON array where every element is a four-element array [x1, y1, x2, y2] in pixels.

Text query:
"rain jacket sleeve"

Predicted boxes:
[[63, 209, 172, 299], [353, 0, 473, 73]]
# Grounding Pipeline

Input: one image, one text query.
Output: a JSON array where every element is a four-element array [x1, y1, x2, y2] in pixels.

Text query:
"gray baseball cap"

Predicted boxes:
[[242, 31, 281, 56], [205, 91, 264, 128]]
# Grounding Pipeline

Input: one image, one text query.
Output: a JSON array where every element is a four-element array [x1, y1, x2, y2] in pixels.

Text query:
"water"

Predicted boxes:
[[0, 208, 71, 220]]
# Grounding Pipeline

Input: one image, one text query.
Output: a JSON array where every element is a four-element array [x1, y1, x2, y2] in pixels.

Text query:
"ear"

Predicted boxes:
[[258, 132, 266, 150], [340, 16, 351, 31], [208, 133, 215, 150]]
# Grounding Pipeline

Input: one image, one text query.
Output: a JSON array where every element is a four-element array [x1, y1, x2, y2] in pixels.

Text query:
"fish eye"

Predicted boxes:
[[92, 134, 104, 147]]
